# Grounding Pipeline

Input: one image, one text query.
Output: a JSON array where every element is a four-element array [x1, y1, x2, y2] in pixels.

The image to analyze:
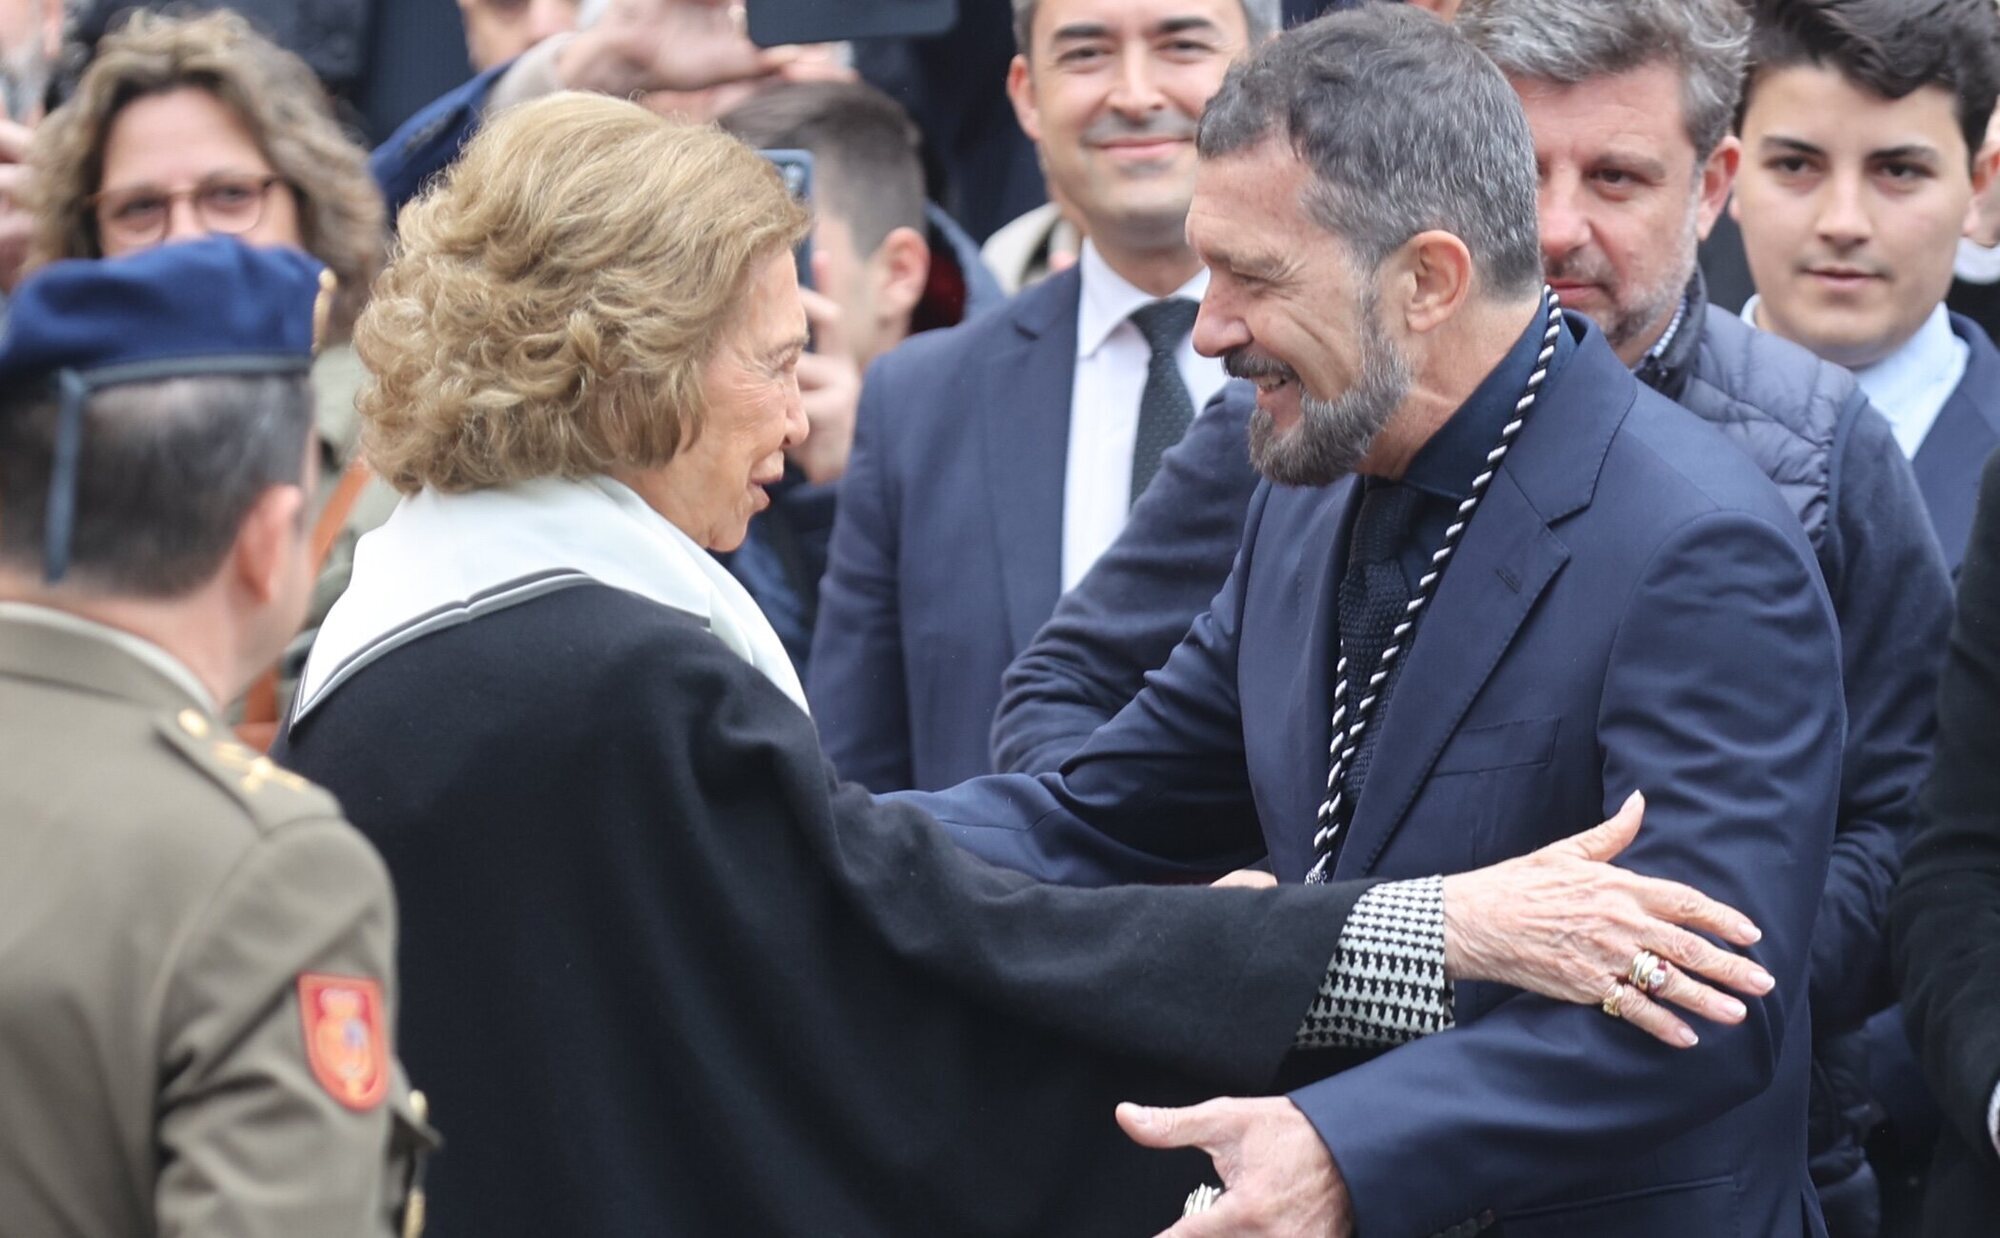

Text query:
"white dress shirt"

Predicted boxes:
[[1061, 242, 1228, 592], [1743, 296, 1967, 459]]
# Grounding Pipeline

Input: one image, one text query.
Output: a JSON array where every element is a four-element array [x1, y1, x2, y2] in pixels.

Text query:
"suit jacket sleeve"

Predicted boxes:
[[154, 820, 405, 1238], [809, 359, 915, 792], [1294, 510, 1842, 1238], [902, 483, 1279, 885], [1894, 449, 2000, 1167], [1812, 399, 1951, 1034], [991, 384, 1260, 775]]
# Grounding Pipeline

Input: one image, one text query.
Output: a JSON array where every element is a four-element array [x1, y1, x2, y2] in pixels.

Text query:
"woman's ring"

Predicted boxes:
[[1630, 949, 1668, 993], [1183, 1184, 1223, 1215], [1601, 980, 1627, 1018]]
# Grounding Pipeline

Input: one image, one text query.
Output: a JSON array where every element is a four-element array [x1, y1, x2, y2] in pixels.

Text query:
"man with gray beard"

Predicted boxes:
[[1228, 282, 1414, 486], [993, 4, 1947, 1230], [908, 8, 1841, 1234]]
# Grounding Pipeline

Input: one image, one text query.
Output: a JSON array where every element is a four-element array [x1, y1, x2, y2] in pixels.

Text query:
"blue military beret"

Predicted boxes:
[[0, 237, 327, 389], [0, 237, 331, 583]]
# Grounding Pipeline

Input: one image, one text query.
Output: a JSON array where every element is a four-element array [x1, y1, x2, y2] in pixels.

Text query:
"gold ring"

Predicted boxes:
[[1601, 980, 1626, 1019], [1183, 1184, 1222, 1215], [1630, 949, 1668, 993]]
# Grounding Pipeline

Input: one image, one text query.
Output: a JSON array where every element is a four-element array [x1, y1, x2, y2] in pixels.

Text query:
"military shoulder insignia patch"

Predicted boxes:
[[298, 973, 390, 1110]]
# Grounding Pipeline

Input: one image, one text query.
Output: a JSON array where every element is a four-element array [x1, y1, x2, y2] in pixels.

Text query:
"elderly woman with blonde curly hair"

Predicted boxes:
[[280, 92, 1777, 1238]]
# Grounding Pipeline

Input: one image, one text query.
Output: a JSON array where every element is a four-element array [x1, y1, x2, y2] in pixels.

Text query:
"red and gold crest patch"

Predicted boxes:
[[297, 973, 389, 1110]]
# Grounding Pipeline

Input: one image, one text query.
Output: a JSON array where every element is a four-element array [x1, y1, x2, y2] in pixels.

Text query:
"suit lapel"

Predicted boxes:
[[1261, 481, 1359, 878], [1331, 318, 1626, 877], [1331, 473, 1568, 877], [980, 268, 1082, 651], [1911, 315, 2000, 575]]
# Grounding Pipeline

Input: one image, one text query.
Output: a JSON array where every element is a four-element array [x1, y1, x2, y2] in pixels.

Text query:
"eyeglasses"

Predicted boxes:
[[89, 173, 287, 248]]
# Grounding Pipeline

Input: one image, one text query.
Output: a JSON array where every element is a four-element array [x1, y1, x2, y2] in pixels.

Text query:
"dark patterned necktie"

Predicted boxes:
[[1322, 482, 1420, 862], [1128, 297, 1200, 504]]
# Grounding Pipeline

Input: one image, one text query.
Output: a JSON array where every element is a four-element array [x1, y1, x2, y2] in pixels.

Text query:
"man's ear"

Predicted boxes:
[[1965, 137, 2000, 240], [229, 483, 307, 606], [871, 226, 933, 323], [1696, 136, 1741, 242], [1396, 230, 1476, 335], [1006, 54, 1043, 144]]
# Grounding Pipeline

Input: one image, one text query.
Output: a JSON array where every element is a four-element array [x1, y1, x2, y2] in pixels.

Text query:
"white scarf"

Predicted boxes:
[[293, 476, 807, 720]]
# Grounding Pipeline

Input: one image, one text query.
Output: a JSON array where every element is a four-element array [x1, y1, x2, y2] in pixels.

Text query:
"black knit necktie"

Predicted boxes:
[[1325, 483, 1419, 852], [1128, 297, 1200, 503]]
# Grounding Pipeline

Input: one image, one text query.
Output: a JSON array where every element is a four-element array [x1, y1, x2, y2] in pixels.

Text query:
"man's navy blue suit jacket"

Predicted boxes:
[[1915, 313, 2000, 574], [810, 266, 1083, 791], [902, 318, 1842, 1238]]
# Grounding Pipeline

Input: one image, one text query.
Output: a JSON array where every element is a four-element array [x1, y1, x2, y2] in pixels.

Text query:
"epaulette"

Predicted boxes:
[[153, 707, 341, 833]]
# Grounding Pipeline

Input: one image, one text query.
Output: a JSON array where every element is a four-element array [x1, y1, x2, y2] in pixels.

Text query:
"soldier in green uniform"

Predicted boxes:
[[0, 237, 434, 1236]]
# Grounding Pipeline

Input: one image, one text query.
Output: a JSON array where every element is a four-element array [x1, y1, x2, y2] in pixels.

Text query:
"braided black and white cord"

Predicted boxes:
[[1306, 291, 1564, 886]]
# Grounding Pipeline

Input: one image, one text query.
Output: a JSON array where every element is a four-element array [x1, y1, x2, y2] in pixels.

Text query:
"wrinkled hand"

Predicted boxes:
[[558, 0, 847, 104], [788, 284, 862, 484], [1117, 1098, 1353, 1238], [0, 118, 35, 291], [1441, 791, 1775, 1048]]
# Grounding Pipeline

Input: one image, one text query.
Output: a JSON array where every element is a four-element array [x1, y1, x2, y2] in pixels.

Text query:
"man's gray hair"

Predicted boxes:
[[1012, 0, 1281, 55], [1197, 4, 1545, 299], [1458, 0, 1751, 161]]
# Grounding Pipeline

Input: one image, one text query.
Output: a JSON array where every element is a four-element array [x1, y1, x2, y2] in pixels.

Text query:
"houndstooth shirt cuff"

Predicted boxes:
[[1295, 876, 1454, 1050]]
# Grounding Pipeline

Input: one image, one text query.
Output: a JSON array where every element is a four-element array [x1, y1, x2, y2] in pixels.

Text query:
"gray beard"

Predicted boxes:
[[1248, 312, 1413, 488]]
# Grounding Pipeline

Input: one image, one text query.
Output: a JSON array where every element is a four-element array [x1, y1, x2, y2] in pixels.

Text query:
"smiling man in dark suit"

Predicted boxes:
[[809, 0, 1279, 792], [902, 9, 1843, 1235]]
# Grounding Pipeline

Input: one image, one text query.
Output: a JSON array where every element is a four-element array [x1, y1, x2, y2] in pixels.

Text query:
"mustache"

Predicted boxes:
[[1081, 110, 1200, 146], [1544, 250, 1614, 287], [1223, 349, 1299, 383]]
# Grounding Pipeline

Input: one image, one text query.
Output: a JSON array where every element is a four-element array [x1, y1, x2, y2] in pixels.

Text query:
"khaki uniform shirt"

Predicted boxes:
[[0, 607, 434, 1237]]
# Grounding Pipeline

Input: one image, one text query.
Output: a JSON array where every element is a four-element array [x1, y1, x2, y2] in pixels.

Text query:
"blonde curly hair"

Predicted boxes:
[[355, 93, 810, 495], [26, 9, 384, 338]]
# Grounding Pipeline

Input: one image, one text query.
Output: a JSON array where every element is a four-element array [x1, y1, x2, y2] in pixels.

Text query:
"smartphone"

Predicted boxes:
[[761, 148, 814, 294], [746, 0, 958, 48]]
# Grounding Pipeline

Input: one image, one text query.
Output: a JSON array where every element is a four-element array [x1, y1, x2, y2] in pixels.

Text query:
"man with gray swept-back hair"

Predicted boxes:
[[917, 7, 1842, 1235], [1458, 0, 1747, 359], [1458, 2, 1956, 1232]]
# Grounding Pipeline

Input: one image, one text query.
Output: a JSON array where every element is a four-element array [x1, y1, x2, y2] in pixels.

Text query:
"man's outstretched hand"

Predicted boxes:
[[1117, 1097, 1354, 1238]]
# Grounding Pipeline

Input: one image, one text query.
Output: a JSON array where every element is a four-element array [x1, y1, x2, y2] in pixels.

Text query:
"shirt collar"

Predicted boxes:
[[1849, 302, 1961, 417], [1076, 239, 1211, 358], [1402, 292, 1558, 502], [1744, 292, 1963, 414], [0, 601, 215, 711]]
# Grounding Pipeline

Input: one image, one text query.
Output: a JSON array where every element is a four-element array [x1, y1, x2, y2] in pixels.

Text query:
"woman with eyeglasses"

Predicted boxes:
[[25, 9, 389, 739]]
